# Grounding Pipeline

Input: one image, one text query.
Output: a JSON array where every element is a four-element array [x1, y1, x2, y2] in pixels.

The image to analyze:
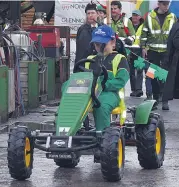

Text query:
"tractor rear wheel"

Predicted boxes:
[[7, 126, 34, 180], [136, 114, 166, 169], [100, 127, 125, 182]]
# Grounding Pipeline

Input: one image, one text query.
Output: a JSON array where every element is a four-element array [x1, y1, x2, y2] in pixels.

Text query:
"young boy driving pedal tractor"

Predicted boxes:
[[85, 25, 130, 131]]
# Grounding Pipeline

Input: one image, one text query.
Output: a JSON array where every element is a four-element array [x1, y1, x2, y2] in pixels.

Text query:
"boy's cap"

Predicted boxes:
[[91, 25, 115, 44], [132, 10, 142, 16]]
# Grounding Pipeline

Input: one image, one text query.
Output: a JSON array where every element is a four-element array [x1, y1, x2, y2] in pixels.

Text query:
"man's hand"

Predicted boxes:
[[142, 48, 147, 58], [124, 38, 132, 46]]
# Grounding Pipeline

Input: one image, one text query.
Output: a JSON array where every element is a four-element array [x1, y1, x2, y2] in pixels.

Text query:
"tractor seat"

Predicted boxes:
[[111, 107, 121, 115], [89, 107, 121, 115]]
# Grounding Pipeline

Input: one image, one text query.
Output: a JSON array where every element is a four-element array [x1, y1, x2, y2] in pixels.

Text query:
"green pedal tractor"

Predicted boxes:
[[7, 53, 166, 182]]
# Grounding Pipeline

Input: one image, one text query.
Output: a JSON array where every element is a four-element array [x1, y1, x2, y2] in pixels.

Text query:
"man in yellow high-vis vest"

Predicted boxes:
[[129, 10, 152, 99], [140, 0, 177, 109], [85, 25, 130, 131]]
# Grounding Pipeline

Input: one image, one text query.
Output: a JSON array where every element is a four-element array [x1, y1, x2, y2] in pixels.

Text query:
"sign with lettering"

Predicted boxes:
[[55, 0, 89, 35], [55, 0, 136, 35]]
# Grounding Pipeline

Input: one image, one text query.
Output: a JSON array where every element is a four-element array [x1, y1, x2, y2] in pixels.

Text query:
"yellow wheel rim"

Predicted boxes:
[[25, 137, 31, 168], [118, 139, 123, 168], [156, 128, 161, 155]]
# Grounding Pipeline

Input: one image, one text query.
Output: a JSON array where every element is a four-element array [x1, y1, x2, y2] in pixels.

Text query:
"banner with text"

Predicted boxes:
[[55, 0, 135, 35], [55, 0, 89, 35]]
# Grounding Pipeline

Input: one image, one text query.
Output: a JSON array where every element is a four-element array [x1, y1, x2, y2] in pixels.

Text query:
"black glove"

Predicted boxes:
[[124, 38, 132, 46]]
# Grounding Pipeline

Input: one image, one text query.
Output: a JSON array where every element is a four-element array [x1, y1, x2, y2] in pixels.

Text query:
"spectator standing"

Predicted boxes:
[[140, 0, 177, 108], [74, 3, 98, 72]]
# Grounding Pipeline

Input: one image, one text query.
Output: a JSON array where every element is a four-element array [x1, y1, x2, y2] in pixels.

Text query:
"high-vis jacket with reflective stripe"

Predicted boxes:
[[140, 9, 177, 52], [132, 24, 144, 48], [85, 54, 129, 125], [111, 16, 136, 44]]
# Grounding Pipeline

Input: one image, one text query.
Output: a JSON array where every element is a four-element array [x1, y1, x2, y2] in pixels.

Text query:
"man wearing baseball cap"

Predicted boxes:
[[85, 25, 130, 131], [97, 4, 107, 25], [140, 0, 177, 110], [129, 9, 152, 100]]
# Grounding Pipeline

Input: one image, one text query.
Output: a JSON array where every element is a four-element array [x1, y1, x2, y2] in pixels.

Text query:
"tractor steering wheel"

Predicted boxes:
[[73, 57, 108, 108], [73, 58, 95, 73]]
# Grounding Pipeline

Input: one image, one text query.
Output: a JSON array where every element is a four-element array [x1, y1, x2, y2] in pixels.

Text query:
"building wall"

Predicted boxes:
[[21, 8, 54, 30]]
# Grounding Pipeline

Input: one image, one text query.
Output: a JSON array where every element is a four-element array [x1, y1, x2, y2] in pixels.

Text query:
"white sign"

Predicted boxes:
[[55, 0, 135, 35], [55, 0, 89, 35]]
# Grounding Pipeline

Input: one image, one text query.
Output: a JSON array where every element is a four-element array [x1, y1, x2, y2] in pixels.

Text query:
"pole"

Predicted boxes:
[[106, 0, 112, 26]]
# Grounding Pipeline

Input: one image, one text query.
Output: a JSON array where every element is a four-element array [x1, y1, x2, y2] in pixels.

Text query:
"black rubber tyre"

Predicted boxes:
[[7, 126, 34, 180], [54, 153, 80, 168], [136, 114, 166, 169], [100, 127, 125, 182]]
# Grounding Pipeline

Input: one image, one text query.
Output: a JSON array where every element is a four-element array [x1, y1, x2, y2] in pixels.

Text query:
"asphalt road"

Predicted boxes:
[[0, 97, 179, 187]]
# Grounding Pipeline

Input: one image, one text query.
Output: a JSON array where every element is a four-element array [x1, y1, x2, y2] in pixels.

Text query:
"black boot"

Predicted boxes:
[[130, 91, 136, 97], [162, 101, 169, 110], [135, 90, 143, 97], [144, 93, 152, 101]]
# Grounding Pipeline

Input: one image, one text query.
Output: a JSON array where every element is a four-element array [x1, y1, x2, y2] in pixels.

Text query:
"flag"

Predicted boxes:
[[146, 67, 156, 79], [136, 0, 149, 17]]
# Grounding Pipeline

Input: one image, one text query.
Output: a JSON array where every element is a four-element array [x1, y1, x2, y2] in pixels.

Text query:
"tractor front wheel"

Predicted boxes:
[[136, 114, 166, 169], [100, 127, 125, 182], [7, 126, 34, 180]]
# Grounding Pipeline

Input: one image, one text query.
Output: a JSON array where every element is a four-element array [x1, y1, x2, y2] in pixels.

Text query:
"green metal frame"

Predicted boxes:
[[28, 62, 39, 108], [0, 66, 8, 122], [135, 100, 156, 124], [47, 58, 55, 100], [56, 72, 102, 136]]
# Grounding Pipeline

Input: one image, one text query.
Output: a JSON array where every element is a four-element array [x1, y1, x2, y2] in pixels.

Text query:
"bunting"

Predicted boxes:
[[126, 48, 168, 83]]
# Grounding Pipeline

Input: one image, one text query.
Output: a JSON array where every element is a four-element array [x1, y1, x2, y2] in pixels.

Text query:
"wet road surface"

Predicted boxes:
[[0, 98, 179, 187]]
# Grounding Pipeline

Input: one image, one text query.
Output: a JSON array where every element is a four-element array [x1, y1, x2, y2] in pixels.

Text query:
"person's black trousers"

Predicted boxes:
[[147, 50, 168, 101], [129, 50, 143, 92]]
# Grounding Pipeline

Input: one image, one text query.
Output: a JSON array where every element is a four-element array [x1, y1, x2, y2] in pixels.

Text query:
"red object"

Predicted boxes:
[[96, 0, 107, 9], [27, 26, 61, 48], [124, 26, 130, 36], [143, 12, 149, 20], [101, 4, 107, 9]]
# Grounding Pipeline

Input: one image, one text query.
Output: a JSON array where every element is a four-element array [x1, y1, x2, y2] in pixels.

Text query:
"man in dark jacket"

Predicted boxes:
[[74, 3, 98, 72], [162, 19, 179, 110]]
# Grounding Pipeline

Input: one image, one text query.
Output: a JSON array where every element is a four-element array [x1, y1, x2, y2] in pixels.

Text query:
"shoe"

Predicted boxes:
[[135, 90, 143, 97], [144, 94, 152, 101], [130, 90, 143, 97], [130, 91, 136, 97], [162, 101, 169, 110]]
